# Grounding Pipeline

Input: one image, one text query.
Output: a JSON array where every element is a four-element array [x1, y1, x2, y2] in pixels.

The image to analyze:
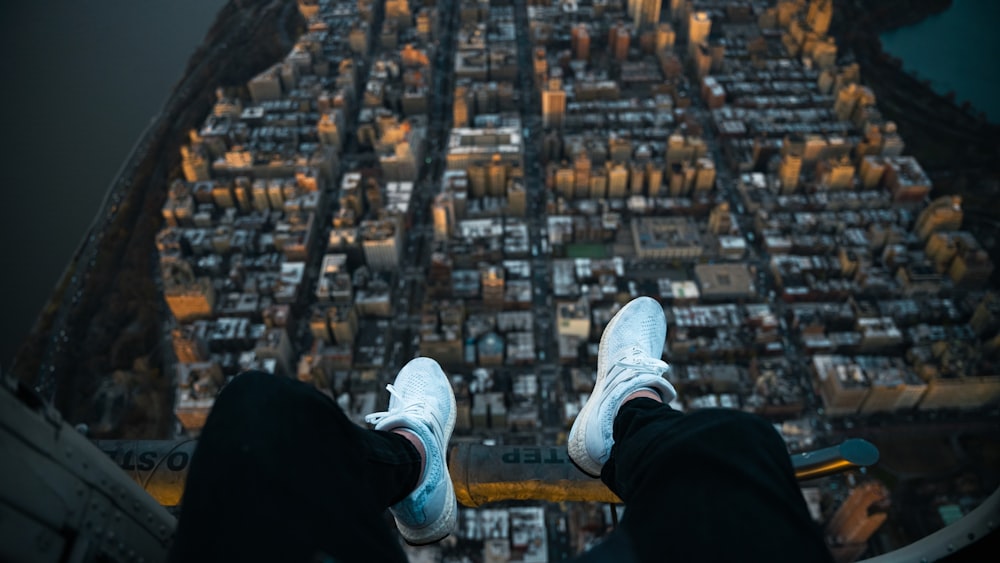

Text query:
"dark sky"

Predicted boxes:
[[0, 0, 226, 369]]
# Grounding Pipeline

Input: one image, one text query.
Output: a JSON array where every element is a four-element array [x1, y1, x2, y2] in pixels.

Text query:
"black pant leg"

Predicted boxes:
[[598, 398, 833, 563], [169, 371, 421, 563]]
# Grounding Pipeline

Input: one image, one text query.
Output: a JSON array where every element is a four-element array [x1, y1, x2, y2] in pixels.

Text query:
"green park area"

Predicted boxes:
[[566, 244, 607, 259]]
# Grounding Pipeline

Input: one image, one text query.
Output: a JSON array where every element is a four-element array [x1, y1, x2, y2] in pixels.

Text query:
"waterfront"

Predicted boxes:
[[880, 0, 1000, 124], [0, 0, 226, 368]]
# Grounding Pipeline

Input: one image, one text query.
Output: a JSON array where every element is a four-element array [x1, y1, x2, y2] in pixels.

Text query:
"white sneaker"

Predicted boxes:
[[567, 297, 677, 477], [365, 357, 458, 544]]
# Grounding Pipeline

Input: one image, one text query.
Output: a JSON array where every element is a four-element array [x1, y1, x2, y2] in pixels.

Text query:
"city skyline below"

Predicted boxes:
[[5, 1, 998, 372], [3, 1, 999, 561], [152, 1, 999, 560]]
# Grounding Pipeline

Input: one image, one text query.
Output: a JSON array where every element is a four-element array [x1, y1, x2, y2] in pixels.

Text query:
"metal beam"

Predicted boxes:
[[94, 438, 878, 507]]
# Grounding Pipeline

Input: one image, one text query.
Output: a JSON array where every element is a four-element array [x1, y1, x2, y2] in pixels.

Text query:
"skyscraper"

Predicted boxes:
[[779, 150, 803, 193], [915, 195, 963, 240], [629, 163, 645, 195], [669, 0, 685, 21], [453, 85, 470, 127], [533, 47, 547, 83], [481, 265, 505, 310], [834, 83, 876, 123], [571, 23, 590, 61], [432, 192, 456, 241], [574, 153, 592, 199], [487, 154, 508, 196], [688, 11, 711, 55], [163, 261, 215, 322], [541, 78, 566, 128], [609, 136, 632, 163], [694, 157, 716, 192], [646, 162, 664, 195], [361, 216, 403, 271], [589, 171, 608, 199], [317, 111, 344, 151], [555, 165, 575, 199], [630, 0, 661, 29], [880, 122, 905, 156], [817, 156, 855, 190], [833, 85, 858, 122], [656, 22, 676, 51], [859, 156, 886, 189], [507, 179, 526, 216], [708, 202, 733, 235], [627, 0, 638, 21], [468, 164, 487, 198], [180, 145, 210, 182], [607, 163, 629, 198], [609, 22, 631, 62], [806, 0, 833, 36]]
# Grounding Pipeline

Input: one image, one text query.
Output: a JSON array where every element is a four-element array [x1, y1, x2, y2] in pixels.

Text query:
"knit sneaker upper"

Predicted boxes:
[[365, 357, 457, 544], [568, 297, 677, 476]]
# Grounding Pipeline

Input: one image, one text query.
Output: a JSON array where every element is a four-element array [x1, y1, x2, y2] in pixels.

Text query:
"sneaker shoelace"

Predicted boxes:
[[606, 354, 671, 393], [593, 354, 672, 459], [365, 384, 446, 447]]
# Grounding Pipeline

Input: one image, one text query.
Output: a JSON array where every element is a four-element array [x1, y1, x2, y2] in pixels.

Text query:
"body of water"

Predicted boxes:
[[0, 0, 227, 368], [880, 0, 1000, 124]]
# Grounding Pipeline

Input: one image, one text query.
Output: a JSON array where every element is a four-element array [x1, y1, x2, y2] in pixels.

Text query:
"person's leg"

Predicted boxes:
[[363, 357, 459, 545], [601, 398, 833, 562], [568, 297, 831, 562], [169, 370, 422, 562]]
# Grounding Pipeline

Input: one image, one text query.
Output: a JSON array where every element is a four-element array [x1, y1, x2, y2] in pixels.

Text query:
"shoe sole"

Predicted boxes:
[[568, 297, 664, 478], [397, 362, 458, 545], [399, 474, 457, 546]]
